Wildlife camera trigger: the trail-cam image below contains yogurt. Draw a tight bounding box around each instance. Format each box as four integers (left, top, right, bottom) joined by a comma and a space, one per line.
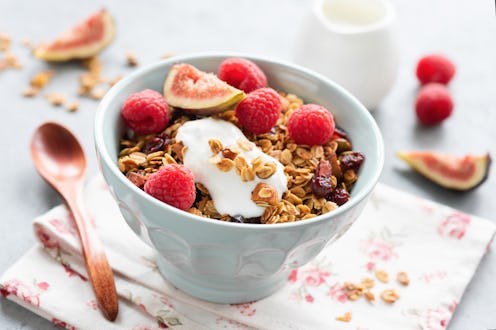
175, 118, 287, 218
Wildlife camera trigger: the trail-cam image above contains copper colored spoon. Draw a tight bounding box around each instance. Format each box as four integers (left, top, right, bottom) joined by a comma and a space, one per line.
30, 122, 118, 321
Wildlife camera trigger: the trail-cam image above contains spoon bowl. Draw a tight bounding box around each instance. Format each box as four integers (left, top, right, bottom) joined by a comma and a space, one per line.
31, 123, 86, 183
31, 122, 118, 321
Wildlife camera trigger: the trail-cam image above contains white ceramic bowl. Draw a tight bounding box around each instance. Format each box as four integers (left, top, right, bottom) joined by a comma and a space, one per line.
94, 53, 384, 303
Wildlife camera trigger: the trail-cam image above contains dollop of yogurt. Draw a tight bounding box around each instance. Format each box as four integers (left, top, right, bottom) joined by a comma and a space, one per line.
175, 117, 287, 218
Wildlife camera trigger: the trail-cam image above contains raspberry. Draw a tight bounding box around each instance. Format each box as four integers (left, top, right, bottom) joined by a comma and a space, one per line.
415, 83, 453, 125
121, 89, 170, 135
416, 54, 456, 85
287, 104, 335, 146
218, 57, 267, 93
235, 88, 282, 134
144, 164, 196, 211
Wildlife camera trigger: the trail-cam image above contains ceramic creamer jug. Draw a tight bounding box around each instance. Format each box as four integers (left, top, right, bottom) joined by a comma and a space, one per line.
294, 0, 399, 110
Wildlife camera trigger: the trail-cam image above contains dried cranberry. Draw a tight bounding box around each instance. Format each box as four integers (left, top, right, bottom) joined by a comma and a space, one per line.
310, 160, 334, 198
311, 176, 333, 198
327, 187, 350, 206
340, 152, 365, 172
144, 133, 170, 154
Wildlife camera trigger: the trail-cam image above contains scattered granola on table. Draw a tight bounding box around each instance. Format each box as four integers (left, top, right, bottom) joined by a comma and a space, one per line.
126, 51, 138, 67
335, 311, 352, 322
0, 33, 11, 52
380, 289, 400, 304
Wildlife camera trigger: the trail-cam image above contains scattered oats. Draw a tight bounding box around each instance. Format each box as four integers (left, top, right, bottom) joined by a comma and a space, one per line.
280, 149, 293, 165
255, 161, 277, 179
343, 282, 356, 291
240, 166, 255, 182
82, 56, 102, 71
79, 57, 104, 98
234, 155, 248, 175
22, 86, 39, 97
237, 138, 253, 151
89, 88, 107, 100
216, 158, 234, 172
361, 277, 375, 289
1, 52, 22, 69
45, 93, 65, 106
364, 290, 375, 302
347, 290, 361, 301
208, 138, 223, 154
397, 272, 410, 286
126, 51, 138, 66
163, 153, 177, 165
0, 33, 11, 52
20, 39, 32, 48
335, 312, 352, 322
295, 147, 312, 160
375, 269, 389, 283
66, 101, 79, 112
380, 289, 400, 304
30, 70, 54, 89
251, 156, 264, 171
161, 52, 174, 59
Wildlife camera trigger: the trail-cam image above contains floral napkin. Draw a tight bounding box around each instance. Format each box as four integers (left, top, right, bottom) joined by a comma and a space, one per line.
1, 175, 495, 330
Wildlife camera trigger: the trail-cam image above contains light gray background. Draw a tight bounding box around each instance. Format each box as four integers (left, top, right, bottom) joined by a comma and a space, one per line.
1, 0, 495, 329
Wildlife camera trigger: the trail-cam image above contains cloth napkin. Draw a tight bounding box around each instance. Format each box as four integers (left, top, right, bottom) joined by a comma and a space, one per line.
1, 176, 495, 330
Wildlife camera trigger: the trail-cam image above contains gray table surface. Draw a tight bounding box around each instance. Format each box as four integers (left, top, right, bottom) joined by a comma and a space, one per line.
1, 0, 495, 329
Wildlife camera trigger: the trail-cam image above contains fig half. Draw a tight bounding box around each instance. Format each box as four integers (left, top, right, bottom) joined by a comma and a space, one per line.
163, 63, 245, 115
397, 151, 491, 191
34, 9, 115, 62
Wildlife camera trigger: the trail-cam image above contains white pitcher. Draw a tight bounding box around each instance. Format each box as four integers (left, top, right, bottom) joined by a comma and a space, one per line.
293, 0, 399, 110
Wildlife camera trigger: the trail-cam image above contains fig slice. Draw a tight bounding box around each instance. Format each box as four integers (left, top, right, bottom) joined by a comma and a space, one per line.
163, 63, 245, 115
34, 9, 115, 62
397, 151, 491, 191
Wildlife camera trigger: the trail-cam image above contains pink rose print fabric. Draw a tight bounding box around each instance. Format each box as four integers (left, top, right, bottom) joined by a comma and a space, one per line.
1, 177, 495, 329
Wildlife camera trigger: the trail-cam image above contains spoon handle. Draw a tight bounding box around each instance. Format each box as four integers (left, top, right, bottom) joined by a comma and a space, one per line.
65, 186, 119, 321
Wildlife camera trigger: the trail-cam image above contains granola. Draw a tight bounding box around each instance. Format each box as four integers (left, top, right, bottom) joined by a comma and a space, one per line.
118, 92, 363, 224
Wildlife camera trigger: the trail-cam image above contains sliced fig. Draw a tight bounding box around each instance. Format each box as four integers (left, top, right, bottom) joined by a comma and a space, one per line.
163, 63, 245, 115
397, 151, 491, 191
34, 9, 115, 62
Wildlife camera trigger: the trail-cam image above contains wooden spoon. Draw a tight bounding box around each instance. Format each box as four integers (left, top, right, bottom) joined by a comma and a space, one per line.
30, 122, 118, 321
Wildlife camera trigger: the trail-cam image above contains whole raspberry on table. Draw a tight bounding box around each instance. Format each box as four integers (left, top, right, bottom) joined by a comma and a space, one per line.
121, 89, 170, 135
416, 54, 456, 85
415, 83, 453, 125
235, 87, 282, 134
144, 164, 196, 211
287, 104, 335, 146
218, 57, 267, 93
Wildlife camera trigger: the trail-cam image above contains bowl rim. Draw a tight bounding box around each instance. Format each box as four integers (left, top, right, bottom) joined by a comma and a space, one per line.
94, 52, 384, 230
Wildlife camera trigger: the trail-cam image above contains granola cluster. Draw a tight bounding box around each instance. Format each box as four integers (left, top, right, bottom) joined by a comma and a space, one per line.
118, 92, 362, 224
